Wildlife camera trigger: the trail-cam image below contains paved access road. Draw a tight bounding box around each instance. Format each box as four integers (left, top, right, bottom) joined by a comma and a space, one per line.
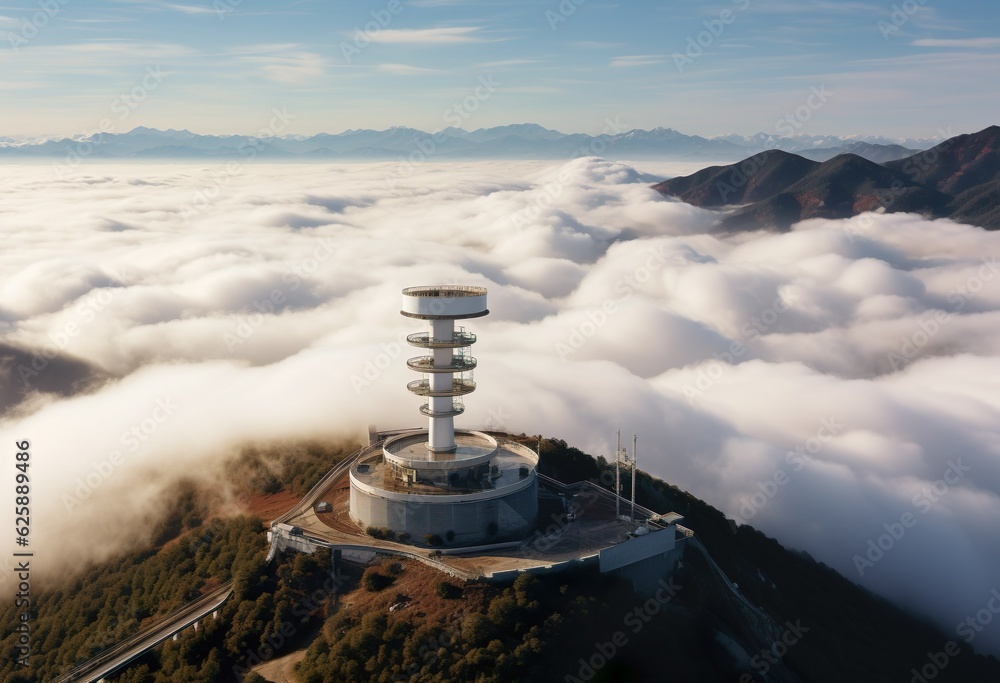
53, 582, 232, 683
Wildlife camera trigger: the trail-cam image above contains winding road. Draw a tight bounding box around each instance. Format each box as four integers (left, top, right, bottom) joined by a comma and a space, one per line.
52, 583, 232, 683
54, 444, 373, 683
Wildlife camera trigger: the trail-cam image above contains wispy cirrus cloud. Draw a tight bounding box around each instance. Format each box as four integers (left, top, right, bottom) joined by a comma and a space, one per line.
107, 0, 217, 13
158, 2, 217, 14
376, 63, 443, 75
610, 54, 665, 68
0, 40, 197, 74
476, 59, 541, 68
210, 43, 300, 56
913, 37, 1000, 48
571, 41, 621, 49
408, 0, 473, 5
368, 26, 487, 44
504, 85, 562, 94
239, 52, 326, 83
754, 0, 881, 13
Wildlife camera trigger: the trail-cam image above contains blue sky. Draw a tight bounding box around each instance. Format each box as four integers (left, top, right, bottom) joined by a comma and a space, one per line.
0, 0, 998, 138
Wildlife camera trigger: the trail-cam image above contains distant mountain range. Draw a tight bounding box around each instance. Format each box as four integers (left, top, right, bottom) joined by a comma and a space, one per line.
653, 125, 1000, 230
0, 123, 939, 162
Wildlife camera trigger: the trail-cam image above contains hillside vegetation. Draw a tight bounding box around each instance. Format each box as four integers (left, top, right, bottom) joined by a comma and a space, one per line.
2, 435, 997, 682
0, 440, 356, 683
516, 434, 1000, 682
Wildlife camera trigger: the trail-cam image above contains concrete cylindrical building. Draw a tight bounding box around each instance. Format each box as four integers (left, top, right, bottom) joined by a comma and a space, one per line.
349, 286, 539, 546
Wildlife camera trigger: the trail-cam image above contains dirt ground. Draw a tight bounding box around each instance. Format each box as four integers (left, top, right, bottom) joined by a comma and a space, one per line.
244, 489, 301, 522
249, 558, 483, 683
252, 648, 308, 683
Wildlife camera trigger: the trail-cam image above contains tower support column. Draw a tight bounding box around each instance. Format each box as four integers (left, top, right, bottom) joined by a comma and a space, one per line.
402, 285, 488, 456
429, 319, 456, 453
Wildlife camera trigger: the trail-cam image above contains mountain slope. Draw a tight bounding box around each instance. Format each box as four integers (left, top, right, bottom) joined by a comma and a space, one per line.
653, 125, 1000, 231
0, 341, 110, 415
949, 180, 1000, 229
518, 435, 1000, 682
652, 150, 820, 207
798, 141, 919, 163
721, 153, 952, 230
886, 125, 1000, 195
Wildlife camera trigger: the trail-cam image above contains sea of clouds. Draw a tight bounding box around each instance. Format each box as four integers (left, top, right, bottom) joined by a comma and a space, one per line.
0, 156, 998, 656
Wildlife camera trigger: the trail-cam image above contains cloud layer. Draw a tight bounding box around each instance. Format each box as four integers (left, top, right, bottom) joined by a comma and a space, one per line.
1, 157, 998, 656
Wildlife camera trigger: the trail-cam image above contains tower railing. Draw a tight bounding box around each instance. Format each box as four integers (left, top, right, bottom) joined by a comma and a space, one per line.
406, 377, 477, 397
406, 327, 476, 348
419, 398, 465, 417
405, 355, 477, 373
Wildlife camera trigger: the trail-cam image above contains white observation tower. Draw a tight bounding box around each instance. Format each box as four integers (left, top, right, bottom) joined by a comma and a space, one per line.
348, 284, 539, 546
401, 285, 488, 454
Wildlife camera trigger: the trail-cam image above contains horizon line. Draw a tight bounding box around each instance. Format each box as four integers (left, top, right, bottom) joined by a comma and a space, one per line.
3, 122, 982, 143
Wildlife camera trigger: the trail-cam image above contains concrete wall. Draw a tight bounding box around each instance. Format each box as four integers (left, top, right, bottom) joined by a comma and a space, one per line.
598, 528, 677, 573
350, 476, 537, 545
483, 553, 601, 582
268, 531, 322, 556
611, 543, 685, 596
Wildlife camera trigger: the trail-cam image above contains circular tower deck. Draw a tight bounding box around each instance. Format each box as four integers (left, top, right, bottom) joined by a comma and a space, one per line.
349, 431, 539, 545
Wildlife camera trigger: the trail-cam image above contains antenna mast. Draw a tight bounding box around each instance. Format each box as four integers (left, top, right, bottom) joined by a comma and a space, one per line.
615, 429, 621, 520
631, 434, 637, 524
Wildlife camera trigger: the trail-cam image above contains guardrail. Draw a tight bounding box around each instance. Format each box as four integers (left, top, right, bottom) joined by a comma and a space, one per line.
537, 472, 661, 521
273, 441, 376, 527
